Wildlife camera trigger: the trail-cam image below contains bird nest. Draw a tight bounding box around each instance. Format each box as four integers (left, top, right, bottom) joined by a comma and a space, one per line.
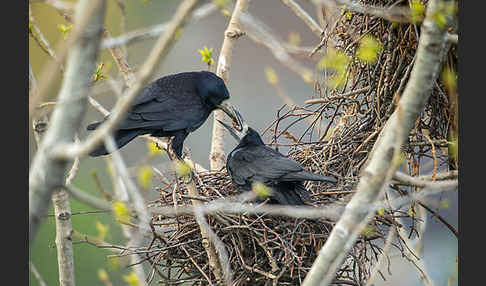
139, 0, 456, 284
146, 169, 390, 286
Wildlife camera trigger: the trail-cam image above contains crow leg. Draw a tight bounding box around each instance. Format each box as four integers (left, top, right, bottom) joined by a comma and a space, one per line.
171, 130, 189, 160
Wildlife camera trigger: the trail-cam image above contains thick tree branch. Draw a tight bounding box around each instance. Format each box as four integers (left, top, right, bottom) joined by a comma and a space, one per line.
29, 0, 106, 242
301, 0, 454, 285
210, 0, 248, 170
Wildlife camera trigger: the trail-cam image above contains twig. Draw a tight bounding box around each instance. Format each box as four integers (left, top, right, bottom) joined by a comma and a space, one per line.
364, 227, 396, 286
65, 185, 112, 210
304, 86, 371, 105
29, 261, 47, 286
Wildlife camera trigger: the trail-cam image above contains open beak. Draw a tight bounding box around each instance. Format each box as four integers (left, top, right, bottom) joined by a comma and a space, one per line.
216, 106, 249, 142
217, 119, 245, 141
216, 101, 239, 123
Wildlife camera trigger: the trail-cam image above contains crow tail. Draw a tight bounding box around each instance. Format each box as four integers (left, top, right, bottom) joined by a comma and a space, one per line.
268, 182, 311, 206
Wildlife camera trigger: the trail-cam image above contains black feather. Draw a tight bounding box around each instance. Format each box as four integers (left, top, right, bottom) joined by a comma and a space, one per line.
86, 71, 231, 158
226, 128, 337, 205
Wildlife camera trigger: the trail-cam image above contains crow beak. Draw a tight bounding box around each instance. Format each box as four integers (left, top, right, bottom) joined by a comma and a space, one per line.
217, 119, 245, 141
216, 106, 249, 142
216, 101, 239, 123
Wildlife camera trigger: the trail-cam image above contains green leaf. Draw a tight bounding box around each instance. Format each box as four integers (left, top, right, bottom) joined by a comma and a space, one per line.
147, 141, 166, 156
174, 160, 192, 178
251, 182, 272, 198
57, 24, 73, 39
112, 201, 131, 223
264, 67, 279, 85
137, 166, 154, 189
356, 35, 383, 64
123, 271, 140, 286
198, 46, 214, 66
409, 0, 425, 23
95, 221, 109, 241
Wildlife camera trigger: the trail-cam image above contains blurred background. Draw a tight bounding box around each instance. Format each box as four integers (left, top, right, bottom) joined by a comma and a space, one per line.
29, 1, 457, 285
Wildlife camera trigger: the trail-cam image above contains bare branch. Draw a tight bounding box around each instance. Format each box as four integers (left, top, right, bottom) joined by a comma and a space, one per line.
65, 185, 112, 210
280, 0, 323, 37
210, 0, 249, 170
101, 3, 218, 50
29, 261, 47, 286
301, 0, 455, 285
392, 171, 458, 188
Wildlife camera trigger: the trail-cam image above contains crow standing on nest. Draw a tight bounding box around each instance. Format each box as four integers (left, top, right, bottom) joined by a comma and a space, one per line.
87, 71, 239, 159
218, 111, 337, 205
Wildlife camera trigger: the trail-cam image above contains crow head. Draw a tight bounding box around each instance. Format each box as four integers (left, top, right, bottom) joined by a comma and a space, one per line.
196, 71, 238, 122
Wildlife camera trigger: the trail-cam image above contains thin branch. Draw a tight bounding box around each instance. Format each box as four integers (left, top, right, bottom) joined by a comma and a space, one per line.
149, 183, 456, 220
210, 0, 249, 170
280, 0, 323, 37
392, 171, 458, 189
104, 135, 150, 285
101, 3, 218, 50
29, 261, 47, 286
65, 185, 112, 210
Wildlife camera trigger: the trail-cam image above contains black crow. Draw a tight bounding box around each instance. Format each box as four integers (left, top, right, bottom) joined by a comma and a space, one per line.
87, 71, 238, 158
218, 111, 337, 205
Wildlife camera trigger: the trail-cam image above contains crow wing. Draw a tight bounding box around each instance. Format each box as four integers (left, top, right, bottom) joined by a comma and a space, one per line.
114, 74, 211, 132
227, 145, 304, 186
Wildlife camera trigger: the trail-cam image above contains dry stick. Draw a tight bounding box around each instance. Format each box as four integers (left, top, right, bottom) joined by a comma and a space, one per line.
280, 0, 323, 37
210, 0, 248, 171
50, 0, 200, 160
301, 0, 454, 285
29, 0, 106, 246
304, 86, 371, 105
